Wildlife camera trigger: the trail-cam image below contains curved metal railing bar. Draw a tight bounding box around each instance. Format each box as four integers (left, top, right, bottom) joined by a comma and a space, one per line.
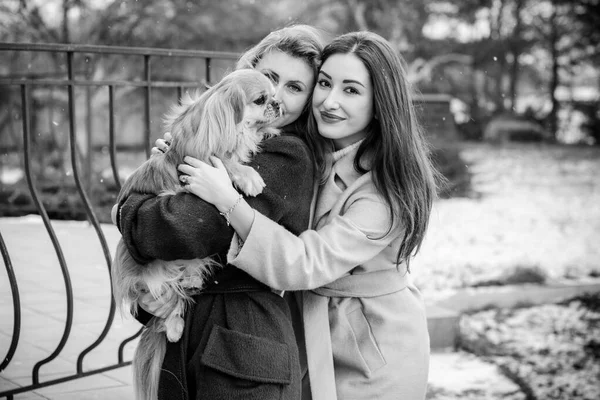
117, 328, 143, 364
106, 81, 145, 363
60, 51, 116, 374
144, 55, 152, 158
0, 229, 20, 372
108, 85, 121, 192
19, 84, 76, 385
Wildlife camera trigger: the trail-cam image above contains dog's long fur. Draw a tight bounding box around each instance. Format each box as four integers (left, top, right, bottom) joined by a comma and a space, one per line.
110, 69, 280, 400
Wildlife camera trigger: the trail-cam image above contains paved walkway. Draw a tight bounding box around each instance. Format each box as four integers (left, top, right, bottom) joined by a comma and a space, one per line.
0, 216, 138, 399
0, 216, 523, 399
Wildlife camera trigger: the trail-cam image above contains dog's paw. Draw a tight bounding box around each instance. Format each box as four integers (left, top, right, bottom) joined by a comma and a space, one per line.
231, 167, 265, 197
260, 127, 280, 140
165, 317, 185, 342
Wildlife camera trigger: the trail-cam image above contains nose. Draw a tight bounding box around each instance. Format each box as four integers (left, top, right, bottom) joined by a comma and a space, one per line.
273, 83, 284, 102
268, 99, 281, 116
322, 89, 340, 110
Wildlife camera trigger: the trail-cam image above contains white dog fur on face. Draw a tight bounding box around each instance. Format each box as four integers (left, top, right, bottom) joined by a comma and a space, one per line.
110, 68, 280, 400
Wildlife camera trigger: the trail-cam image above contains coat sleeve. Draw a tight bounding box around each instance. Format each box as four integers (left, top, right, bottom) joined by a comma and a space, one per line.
117, 134, 314, 264
228, 180, 402, 291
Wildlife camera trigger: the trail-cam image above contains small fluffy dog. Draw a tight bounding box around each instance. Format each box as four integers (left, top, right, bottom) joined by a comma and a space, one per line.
110, 69, 280, 400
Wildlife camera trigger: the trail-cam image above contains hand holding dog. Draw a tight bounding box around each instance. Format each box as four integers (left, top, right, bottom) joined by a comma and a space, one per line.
178, 156, 241, 214
151, 132, 172, 156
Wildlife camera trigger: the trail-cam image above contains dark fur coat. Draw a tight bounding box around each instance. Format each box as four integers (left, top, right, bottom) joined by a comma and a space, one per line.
116, 132, 315, 400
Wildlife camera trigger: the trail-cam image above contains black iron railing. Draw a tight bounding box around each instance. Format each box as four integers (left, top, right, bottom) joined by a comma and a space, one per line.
0, 42, 239, 399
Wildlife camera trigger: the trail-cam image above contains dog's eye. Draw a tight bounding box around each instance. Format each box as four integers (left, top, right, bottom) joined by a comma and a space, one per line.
253, 95, 267, 106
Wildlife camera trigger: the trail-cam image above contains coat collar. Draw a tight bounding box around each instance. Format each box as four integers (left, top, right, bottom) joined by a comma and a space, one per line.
327, 140, 367, 190
314, 140, 367, 228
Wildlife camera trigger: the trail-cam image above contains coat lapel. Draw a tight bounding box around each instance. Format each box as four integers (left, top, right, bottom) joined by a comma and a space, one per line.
313, 142, 364, 229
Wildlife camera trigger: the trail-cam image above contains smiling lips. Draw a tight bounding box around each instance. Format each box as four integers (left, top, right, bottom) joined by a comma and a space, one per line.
319, 110, 345, 123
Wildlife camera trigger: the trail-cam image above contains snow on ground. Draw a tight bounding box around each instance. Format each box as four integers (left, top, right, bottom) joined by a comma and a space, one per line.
412, 142, 600, 293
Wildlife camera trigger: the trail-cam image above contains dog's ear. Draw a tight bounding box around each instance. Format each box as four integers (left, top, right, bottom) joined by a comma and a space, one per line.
195, 83, 246, 154
165, 91, 212, 160
225, 84, 245, 125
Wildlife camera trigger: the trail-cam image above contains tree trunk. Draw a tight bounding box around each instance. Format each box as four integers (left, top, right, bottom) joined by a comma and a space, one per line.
490, 0, 506, 114
548, 1, 560, 141
343, 0, 369, 31
62, 0, 70, 43
509, 0, 524, 111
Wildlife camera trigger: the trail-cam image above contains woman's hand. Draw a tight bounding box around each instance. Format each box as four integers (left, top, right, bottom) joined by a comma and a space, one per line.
150, 132, 172, 156
178, 156, 241, 213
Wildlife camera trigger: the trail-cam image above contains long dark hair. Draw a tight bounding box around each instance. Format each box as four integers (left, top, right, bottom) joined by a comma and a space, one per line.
307, 31, 440, 269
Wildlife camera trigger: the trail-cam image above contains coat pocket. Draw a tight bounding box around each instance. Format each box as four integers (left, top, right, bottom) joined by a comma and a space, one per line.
198, 325, 291, 399
347, 307, 387, 375
201, 324, 292, 384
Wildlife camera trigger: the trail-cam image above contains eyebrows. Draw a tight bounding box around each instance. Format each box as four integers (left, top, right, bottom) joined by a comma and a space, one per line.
318, 70, 366, 88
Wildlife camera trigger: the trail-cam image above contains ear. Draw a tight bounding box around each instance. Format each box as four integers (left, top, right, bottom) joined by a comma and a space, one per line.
226, 84, 246, 125
197, 86, 244, 154
165, 92, 209, 160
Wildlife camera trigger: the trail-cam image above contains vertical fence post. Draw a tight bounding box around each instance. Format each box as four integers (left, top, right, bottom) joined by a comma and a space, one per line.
108, 85, 121, 191
85, 55, 93, 191
205, 57, 211, 84
144, 54, 151, 158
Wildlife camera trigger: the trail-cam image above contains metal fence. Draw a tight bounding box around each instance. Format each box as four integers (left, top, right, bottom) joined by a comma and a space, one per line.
0, 42, 239, 399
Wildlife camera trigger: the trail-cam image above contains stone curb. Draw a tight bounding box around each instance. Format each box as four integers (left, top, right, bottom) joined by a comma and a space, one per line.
425, 278, 600, 349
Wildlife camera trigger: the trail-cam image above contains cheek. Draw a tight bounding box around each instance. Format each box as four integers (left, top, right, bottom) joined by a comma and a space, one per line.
356, 98, 374, 123
285, 93, 310, 117
312, 87, 325, 107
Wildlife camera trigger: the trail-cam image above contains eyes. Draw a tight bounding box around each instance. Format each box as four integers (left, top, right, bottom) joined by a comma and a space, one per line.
288, 84, 302, 93
261, 71, 303, 93
317, 79, 360, 95
254, 94, 267, 105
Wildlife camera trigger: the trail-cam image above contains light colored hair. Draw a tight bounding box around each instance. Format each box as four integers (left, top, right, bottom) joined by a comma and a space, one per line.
236, 24, 326, 136
307, 31, 441, 269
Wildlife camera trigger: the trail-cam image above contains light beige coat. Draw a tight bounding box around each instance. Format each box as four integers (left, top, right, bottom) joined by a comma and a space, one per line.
229, 142, 430, 399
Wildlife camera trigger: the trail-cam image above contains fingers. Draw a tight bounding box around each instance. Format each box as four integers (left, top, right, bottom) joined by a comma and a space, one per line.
178, 157, 214, 177
154, 139, 169, 152
177, 163, 199, 176
151, 147, 163, 156
151, 132, 172, 156
182, 156, 208, 168
209, 156, 225, 170
179, 174, 190, 185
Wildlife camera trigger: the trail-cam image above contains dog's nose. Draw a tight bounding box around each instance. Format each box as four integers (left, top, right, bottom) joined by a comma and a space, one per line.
268, 100, 281, 116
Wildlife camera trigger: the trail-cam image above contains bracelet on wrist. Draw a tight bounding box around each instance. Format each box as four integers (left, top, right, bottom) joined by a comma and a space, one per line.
219, 194, 243, 226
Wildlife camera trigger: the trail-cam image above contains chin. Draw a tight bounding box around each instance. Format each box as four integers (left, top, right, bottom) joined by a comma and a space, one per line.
316, 123, 342, 141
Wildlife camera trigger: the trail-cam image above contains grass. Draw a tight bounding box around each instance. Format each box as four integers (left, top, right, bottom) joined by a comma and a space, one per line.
412, 141, 600, 293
